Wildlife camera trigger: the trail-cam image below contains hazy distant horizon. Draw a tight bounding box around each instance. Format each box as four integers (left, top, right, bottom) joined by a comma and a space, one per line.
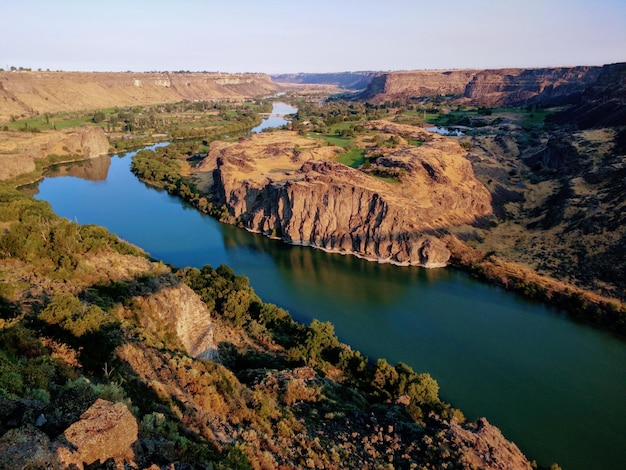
1, 0, 624, 74
3, 62, 622, 75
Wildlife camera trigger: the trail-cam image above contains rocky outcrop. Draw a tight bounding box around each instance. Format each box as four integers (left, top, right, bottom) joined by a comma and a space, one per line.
548, 62, 626, 128
0, 126, 110, 180
56, 399, 138, 469
360, 65, 607, 107
0, 71, 280, 122
361, 70, 479, 102
198, 128, 491, 267
0, 425, 60, 469
431, 417, 533, 470
465, 66, 600, 107
131, 275, 220, 360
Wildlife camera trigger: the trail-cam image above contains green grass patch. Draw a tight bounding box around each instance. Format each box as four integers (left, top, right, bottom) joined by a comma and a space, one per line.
328, 121, 362, 133
337, 148, 365, 168
307, 133, 353, 148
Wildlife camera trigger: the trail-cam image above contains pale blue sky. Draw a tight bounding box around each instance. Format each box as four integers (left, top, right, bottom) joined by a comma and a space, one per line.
1, 0, 624, 73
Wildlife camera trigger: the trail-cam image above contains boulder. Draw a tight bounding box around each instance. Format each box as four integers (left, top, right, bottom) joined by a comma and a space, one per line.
56, 398, 138, 468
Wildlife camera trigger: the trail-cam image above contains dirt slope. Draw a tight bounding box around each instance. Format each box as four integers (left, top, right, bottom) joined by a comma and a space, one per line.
0, 71, 280, 122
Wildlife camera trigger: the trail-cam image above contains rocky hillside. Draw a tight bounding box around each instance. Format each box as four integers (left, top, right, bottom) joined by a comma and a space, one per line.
0, 71, 280, 122
0, 184, 536, 469
196, 125, 491, 268
360, 64, 614, 106
0, 126, 110, 181
549, 62, 626, 128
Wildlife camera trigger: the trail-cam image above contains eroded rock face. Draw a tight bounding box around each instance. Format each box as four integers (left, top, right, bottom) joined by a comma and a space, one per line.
56, 399, 138, 469
464, 66, 600, 107
131, 275, 220, 360
360, 65, 603, 107
199, 128, 491, 267
0, 71, 280, 122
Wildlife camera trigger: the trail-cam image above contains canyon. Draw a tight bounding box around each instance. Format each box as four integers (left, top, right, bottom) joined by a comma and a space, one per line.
196, 125, 491, 268
1, 63, 625, 469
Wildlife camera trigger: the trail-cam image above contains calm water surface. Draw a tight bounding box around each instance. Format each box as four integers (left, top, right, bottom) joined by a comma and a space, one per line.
32, 106, 626, 470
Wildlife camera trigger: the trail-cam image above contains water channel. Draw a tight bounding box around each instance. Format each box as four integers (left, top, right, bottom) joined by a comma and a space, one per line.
32, 104, 626, 470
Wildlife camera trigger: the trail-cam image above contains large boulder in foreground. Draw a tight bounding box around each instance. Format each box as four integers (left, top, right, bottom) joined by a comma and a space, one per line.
56, 398, 138, 469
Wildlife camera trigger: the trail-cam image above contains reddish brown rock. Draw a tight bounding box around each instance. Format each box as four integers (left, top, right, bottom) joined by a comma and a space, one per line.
361, 65, 602, 107
199, 127, 491, 268
436, 417, 533, 470
56, 398, 138, 468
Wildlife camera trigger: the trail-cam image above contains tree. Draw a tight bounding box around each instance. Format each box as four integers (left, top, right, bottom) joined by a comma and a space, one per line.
92, 111, 106, 123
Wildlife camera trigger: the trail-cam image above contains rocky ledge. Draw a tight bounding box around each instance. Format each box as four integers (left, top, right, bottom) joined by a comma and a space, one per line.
197, 126, 491, 267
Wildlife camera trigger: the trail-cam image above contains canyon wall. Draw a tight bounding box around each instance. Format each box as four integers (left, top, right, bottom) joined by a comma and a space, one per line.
465, 66, 600, 106
364, 70, 479, 102
0, 71, 280, 122
0, 126, 110, 180
198, 127, 491, 268
360, 65, 613, 106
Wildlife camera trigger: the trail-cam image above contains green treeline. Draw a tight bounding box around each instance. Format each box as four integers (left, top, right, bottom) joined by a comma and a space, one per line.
130, 141, 230, 221
178, 264, 462, 423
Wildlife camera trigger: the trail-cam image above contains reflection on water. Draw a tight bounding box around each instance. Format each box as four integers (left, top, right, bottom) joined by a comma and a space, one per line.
222, 224, 448, 306
43, 154, 112, 182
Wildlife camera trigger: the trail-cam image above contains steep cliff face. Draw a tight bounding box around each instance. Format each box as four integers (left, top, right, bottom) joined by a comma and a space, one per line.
549, 62, 626, 128
198, 128, 491, 267
0, 71, 280, 122
0, 126, 110, 180
464, 66, 600, 106
360, 65, 606, 106
362, 70, 478, 102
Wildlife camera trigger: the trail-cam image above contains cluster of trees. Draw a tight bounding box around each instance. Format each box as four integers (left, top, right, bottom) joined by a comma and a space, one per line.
130, 142, 230, 221
178, 263, 461, 423
0, 186, 142, 278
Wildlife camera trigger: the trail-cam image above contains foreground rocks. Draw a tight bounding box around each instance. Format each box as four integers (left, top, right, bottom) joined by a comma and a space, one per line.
197, 126, 491, 267
56, 399, 138, 468
0, 399, 137, 469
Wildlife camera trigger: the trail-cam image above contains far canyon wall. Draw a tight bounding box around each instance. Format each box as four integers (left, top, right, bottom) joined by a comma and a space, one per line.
0, 71, 280, 122
360, 64, 624, 107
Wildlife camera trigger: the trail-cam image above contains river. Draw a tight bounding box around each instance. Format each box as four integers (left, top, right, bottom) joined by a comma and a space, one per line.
32, 104, 626, 470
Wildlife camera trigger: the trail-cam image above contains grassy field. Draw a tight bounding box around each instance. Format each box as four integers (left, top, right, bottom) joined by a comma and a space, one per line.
336, 147, 365, 167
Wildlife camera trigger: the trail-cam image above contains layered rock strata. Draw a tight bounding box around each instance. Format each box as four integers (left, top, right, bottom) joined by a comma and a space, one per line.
197, 127, 491, 267
361, 65, 608, 106
0, 71, 280, 122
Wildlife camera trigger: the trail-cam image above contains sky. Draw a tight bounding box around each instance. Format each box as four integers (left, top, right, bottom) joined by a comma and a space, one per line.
1, 0, 625, 73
